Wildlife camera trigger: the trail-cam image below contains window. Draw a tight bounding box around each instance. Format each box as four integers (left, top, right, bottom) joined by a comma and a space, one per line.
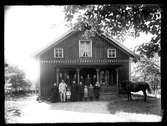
107, 48, 116, 58
54, 48, 64, 58
79, 40, 92, 57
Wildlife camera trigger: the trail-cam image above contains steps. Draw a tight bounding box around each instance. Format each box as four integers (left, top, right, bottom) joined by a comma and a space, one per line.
99, 85, 118, 100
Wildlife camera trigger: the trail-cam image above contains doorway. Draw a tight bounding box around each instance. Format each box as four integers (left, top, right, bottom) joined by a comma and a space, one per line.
80, 68, 96, 79
80, 68, 96, 85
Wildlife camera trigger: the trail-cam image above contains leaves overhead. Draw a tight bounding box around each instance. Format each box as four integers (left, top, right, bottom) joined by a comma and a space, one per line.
64, 4, 161, 58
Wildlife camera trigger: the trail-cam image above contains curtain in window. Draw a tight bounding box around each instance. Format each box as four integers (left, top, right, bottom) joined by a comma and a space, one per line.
80, 41, 91, 57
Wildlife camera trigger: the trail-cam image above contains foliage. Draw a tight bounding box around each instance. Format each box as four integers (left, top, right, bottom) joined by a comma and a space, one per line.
131, 54, 160, 92
5, 63, 32, 94
64, 4, 161, 58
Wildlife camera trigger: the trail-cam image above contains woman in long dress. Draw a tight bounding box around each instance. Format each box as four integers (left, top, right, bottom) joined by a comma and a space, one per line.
88, 84, 94, 101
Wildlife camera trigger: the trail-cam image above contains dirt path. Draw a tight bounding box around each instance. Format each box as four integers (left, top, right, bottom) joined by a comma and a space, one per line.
5, 94, 162, 123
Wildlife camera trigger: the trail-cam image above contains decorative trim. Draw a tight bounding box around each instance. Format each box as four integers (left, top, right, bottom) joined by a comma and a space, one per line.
40, 59, 129, 64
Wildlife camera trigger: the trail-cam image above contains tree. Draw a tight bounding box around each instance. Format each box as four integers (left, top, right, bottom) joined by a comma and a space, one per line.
5, 63, 32, 95
131, 53, 160, 94
64, 4, 161, 58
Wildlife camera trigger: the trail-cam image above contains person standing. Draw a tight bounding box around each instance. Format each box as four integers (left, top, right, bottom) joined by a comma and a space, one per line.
59, 80, 67, 102
50, 82, 59, 102
71, 81, 77, 101
85, 74, 91, 86
65, 74, 71, 88
92, 75, 97, 86
94, 82, 101, 100
88, 84, 94, 101
72, 74, 77, 84
66, 88, 71, 102
83, 85, 88, 101
80, 75, 85, 85
78, 82, 84, 101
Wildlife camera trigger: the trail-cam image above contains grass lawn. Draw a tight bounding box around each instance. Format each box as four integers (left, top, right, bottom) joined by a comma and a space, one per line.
5, 93, 162, 123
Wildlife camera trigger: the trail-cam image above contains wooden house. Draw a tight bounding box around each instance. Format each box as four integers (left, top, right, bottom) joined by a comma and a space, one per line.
35, 29, 135, 100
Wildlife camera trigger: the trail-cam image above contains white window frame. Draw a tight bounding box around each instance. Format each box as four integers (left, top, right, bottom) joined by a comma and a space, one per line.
107, 48, 116, 58
79, 40, 92, 57
54, 48, 64, 58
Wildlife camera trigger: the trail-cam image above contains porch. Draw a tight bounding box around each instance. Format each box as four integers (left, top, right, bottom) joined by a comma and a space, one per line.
39, 62, 129, 99
54, 65, 122, 87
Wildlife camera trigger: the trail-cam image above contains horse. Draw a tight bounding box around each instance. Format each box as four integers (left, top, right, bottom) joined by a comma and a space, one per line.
120, 80, 152, 102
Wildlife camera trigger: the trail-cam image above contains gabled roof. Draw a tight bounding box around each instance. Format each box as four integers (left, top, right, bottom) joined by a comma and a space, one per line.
34, 29, 136, 58
98, 33, 136, 58
34, 29, 77, 58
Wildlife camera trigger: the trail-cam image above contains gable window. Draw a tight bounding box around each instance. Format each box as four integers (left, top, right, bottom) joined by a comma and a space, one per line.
79, 40, 92, 57
54, 48, 64, 58
107, 48, 116, 58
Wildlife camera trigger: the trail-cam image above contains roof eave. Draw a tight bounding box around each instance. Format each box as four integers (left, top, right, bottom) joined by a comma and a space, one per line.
33, 29, 136, 59
33, 29, 76, 59
98, 33, 136, 58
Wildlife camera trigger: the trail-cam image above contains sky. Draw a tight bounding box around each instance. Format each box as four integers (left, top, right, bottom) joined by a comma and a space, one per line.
5, 5, 153, 84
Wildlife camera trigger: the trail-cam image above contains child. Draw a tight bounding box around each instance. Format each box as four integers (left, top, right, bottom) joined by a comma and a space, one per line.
66, 88, 71, 102
84, 85, 88, 101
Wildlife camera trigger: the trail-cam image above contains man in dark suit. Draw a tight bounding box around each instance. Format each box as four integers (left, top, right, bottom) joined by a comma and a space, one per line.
71, 81, 77, 101
78, 82, 84, 101
50, 82, 59, 102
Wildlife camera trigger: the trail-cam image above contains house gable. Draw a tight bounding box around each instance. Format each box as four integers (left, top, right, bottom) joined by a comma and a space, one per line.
36, 30, 135, 61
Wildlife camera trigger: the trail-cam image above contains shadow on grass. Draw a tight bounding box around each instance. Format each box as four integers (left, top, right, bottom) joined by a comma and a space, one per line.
107, 94, 161, 116
48, 101, 107, 113
43, 94, 161, 116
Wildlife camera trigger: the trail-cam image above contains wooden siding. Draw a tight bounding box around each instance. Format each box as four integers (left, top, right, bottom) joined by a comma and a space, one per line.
39, 31, 131, 98
40, 63, 56, 98
40, 31, 129, 61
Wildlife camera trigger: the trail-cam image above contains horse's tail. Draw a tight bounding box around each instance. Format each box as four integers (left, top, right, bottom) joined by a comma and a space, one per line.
146, 83, 152, 94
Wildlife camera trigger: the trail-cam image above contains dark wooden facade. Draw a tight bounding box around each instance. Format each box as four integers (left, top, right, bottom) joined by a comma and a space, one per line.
35, 30, 135, 99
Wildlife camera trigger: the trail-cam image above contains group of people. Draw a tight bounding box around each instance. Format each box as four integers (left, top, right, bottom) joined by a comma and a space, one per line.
50, 79, 101, 103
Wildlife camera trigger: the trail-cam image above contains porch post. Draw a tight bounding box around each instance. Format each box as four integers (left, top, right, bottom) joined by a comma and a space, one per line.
56, 68, 60, 85
96, 68, 100, 83
77, 68, 80, 84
